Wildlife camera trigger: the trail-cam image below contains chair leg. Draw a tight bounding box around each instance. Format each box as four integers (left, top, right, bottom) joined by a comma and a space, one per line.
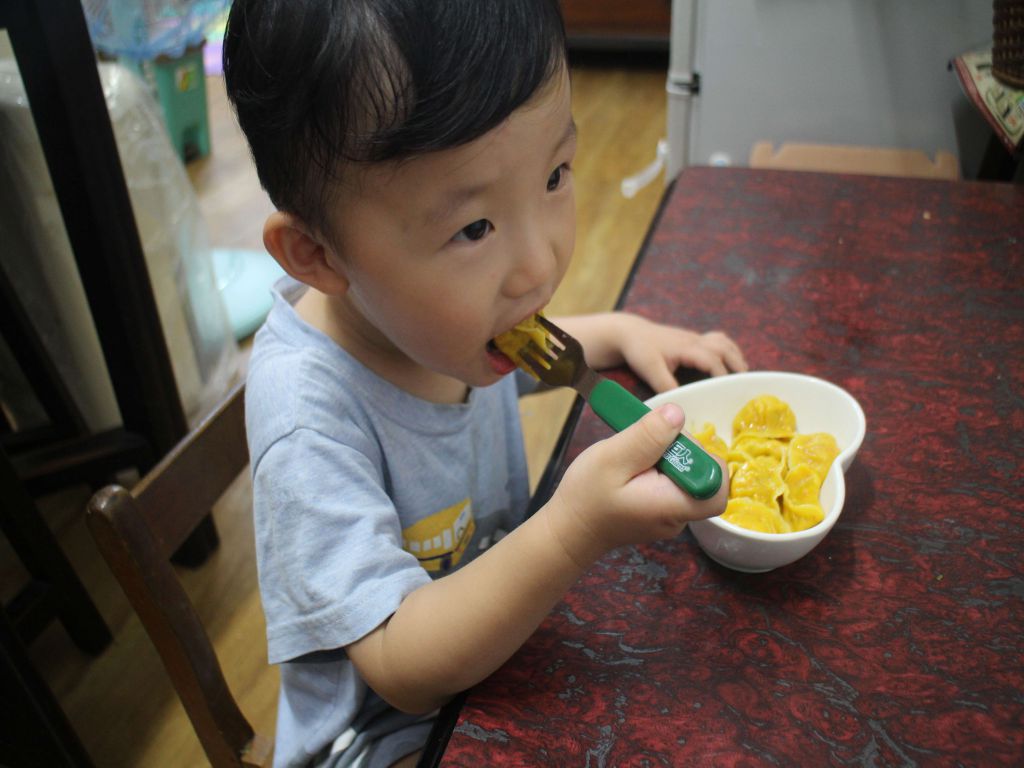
0, 607, 95, 767
0, 447, 111, 655
171, 514, 221, 568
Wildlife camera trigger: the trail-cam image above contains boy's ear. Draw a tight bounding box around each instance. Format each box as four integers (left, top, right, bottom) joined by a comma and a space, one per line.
263, 212, 349, 295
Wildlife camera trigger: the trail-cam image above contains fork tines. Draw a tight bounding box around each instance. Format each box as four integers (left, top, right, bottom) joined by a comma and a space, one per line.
520, 313, 585, 387
535, 316, 585, 364
534, 314, 570, 346
520, 335, 557, 376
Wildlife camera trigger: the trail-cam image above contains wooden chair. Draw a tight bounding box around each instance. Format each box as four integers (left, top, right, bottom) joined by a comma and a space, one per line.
85, 381, 272, 767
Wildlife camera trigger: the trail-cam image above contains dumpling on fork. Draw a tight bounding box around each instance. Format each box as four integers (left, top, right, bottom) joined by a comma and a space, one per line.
492, 313, 552, 379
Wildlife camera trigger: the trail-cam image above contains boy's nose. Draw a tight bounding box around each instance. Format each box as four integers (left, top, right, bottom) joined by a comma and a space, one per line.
503, 237, 559, 299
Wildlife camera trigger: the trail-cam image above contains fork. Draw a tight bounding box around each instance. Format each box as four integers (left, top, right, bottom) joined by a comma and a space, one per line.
518, 315, 723, 499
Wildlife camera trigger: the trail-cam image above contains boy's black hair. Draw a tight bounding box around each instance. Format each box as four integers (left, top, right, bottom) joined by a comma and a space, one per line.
223, 0, 567, 238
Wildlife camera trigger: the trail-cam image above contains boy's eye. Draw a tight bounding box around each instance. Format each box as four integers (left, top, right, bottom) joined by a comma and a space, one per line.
452, 219, 493, 243
547, 163, 570, 192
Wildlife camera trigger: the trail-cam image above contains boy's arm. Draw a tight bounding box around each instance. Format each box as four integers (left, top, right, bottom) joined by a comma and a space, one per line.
550, 312, 748, 393
346, 493, 590, 714
346, 403, 726, 714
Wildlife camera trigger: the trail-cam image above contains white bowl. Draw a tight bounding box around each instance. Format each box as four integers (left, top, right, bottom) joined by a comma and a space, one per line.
646, 371, 866, 573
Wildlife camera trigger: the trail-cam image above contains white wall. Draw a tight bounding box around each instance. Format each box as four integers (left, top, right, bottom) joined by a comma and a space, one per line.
683, 0, 992, 172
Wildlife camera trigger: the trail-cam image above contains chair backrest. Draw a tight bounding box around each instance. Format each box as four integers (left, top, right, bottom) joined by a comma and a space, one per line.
86, 381, 272, 767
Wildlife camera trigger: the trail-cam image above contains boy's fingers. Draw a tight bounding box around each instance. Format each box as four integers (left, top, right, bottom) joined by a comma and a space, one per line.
645, 364, 682, 394
725, 344, 749, 372
624, 347, 675, 394
602, 404, 686, 478
704, 332, 748, 373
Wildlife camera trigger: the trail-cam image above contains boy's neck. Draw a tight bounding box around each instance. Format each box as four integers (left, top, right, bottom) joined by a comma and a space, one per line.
294, 289, 470, 404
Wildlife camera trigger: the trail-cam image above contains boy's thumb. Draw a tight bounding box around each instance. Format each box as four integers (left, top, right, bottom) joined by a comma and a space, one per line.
608, 404, 686, 478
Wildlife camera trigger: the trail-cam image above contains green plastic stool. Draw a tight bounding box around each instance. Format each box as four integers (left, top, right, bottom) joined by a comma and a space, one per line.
130, 44, 211, 162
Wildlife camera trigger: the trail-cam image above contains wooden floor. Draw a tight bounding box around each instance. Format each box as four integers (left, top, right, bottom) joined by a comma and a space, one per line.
22, 55, 669, 766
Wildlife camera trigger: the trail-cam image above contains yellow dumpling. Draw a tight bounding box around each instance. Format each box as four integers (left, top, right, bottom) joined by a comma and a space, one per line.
782, 464, 825, 531
711, 395, 838, 535
693, 422, 729, 460
725, 445, 751, 472
729, 456, 785, 510
788, 433, 840, 479
725, 448, 748, 477
730, 435, 787, 468
732, 395, 797, 440
723, 498, 792, 534
782, 498, 825, 532
493, 313, 550, 378
783, 464, 823, 505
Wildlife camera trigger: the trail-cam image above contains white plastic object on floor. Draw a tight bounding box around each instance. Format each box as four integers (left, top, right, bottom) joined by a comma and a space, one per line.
620, 138, 669, 199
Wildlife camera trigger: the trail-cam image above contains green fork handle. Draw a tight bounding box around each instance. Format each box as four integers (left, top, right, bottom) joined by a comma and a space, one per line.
589, 378, 723, 500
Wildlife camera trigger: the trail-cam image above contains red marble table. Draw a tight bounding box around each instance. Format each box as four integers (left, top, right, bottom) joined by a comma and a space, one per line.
426, 168, 1024, 766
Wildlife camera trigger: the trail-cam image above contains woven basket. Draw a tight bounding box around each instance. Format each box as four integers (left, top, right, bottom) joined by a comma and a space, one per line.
993, 0, 1024, 88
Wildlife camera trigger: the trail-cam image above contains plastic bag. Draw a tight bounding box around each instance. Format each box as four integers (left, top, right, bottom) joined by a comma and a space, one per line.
0, 59, 238, 429
82, 0, 229, 60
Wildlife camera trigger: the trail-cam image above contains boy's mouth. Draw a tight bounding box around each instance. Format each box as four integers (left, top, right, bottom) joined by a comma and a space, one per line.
487, 311, 548, 376
486, 339, 517, 374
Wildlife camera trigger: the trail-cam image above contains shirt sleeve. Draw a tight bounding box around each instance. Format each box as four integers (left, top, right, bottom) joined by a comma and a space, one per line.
252, 427, 432, 664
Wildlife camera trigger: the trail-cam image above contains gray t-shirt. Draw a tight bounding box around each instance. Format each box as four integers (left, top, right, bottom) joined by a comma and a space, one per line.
245, 282, 533, 767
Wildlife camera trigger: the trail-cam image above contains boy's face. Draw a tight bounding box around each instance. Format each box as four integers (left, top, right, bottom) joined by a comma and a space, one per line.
323, 67, 576, 392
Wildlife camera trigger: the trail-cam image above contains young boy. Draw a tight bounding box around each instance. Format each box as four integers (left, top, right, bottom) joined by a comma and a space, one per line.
224, 1, 747, 765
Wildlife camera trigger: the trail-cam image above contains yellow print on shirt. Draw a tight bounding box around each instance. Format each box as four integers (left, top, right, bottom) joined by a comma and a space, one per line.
402, 498, 476, 573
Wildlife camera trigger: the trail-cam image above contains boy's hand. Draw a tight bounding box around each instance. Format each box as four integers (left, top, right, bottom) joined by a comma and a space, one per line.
552, 313, 748, 395
544, 403, 728, 568
618, 316, 748, 393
